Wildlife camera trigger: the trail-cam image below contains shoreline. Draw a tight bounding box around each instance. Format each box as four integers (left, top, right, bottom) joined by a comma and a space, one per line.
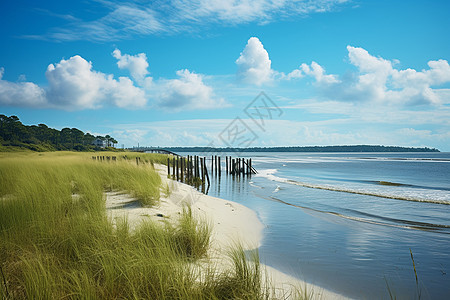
106, 164, 349, 299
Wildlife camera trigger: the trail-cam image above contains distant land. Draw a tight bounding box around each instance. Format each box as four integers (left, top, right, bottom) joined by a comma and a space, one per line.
160, 145, 440, 153
0, 115, 117, 152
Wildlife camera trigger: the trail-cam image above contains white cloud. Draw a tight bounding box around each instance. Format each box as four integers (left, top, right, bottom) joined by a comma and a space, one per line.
298, 46, 450, 105
0, 55, 146, 110
1, 51, 228, 111
45, 55, 146, 109
158, 69, 228, 110
300, 62, 339, 84
0, 68, 47, 107
285, 69, 304, 80
32, 0, 350, 42
112, 48, 150, 84
236, 37, 273, 86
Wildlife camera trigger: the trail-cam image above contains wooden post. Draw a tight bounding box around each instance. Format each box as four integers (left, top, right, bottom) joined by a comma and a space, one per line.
188, 156, 191, 183
211, 155, 214, 173
215, 156, 218, 175
238, 158, 242, 176
240, 158, 243, 175
249, 158, 252, 174
247, 159, 250, 174
226, 156, 228, 173
167, 158, 170, 177
136, 157, 139, 165
200, 157, 205, 184
196, 156, 200, 178
231, 159, 235, 175
218, 156, 221, 175
204, 161, 210, 186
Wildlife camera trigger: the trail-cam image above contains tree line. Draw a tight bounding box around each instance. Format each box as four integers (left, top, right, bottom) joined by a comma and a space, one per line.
0, 115, 118, 151
164, 145, 439, 153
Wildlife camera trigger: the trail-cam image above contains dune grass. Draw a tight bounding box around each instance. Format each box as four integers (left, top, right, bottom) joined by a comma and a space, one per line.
0, 151, 274, 299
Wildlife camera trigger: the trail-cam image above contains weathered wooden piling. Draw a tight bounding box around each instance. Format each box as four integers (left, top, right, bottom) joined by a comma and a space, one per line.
167, 158, 170, 177
218, 156, 221, 175
196, 156, 200, 179
200, 157, 205, 183
204, 160, 210, 186
215, 156, 218, 175
231, 158, 235, 175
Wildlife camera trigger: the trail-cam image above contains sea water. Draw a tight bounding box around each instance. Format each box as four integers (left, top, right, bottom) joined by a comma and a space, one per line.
186, 152, 450, 299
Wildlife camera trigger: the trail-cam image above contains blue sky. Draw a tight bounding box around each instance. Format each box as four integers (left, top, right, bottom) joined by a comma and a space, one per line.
1, 0, 449, 150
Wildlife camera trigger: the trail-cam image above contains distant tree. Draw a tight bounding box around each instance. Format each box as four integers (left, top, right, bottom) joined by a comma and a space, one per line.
105, 135, 111, 147
0, 115, 119, 151
83, 133, 96, 145
71, 128, 84, 145
111, 138, 118, 147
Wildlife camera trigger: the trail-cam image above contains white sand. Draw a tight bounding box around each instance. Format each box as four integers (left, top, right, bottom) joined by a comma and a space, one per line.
106, 164, 350, 299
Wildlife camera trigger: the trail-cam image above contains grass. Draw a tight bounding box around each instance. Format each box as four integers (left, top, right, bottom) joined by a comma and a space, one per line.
0, 151, 280, 299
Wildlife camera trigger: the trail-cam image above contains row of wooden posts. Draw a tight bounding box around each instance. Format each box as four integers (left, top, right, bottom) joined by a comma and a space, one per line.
167, 155, 210, 187
92, 155, 142, 164
92, 155, 117, 161
223, 156, 257, 175
167, 155, 257, 186
92, 154, 257, 191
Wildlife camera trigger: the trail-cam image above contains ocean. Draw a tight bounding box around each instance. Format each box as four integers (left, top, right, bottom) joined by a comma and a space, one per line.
185, 152, 450, 299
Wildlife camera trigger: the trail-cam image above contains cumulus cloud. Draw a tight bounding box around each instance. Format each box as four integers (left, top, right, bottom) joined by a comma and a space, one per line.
0, 55, 147, 110
297, 46, 450, 105
299, 62, 339, 84
112, 49, 150, 84
46, 55, 146, 109
0, 51, 227, 111
0, 68, 47, 107
236, 37, 273, 85
158, 69, 228, 110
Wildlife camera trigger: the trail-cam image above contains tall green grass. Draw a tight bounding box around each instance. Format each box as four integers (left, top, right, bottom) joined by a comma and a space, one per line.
0, 152, 275, 299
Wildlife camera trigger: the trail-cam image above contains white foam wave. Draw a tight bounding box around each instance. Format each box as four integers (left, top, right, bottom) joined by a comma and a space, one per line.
256, 169, 450, 205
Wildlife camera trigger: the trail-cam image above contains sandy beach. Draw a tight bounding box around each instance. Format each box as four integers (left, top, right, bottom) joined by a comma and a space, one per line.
106, 164, 349, 299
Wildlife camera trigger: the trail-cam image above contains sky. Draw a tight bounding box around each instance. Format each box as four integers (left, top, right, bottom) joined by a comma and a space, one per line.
1, 0, 449, 150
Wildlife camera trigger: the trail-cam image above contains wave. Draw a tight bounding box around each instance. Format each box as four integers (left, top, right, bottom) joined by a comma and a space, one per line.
357, 157, 450, 162
256, 169, 450, 205
318, 177, 450, 192
259, 194, 450, 233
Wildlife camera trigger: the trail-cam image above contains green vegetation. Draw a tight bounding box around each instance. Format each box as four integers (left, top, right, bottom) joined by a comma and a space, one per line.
0, 114, 118, 151
0, 152, 277, 299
